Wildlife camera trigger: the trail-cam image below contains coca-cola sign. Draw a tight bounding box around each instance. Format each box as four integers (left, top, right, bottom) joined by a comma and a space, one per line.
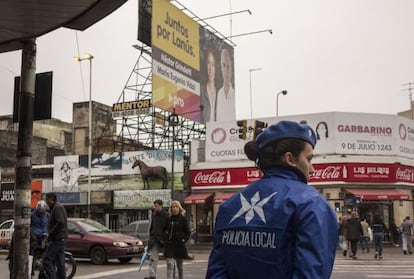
311, 166, 343, 180
194, 171, 227, 184
396, 167, 414, 182
310, 163, 397, 183
190, 167, 263, 188
192, 163, 414, 188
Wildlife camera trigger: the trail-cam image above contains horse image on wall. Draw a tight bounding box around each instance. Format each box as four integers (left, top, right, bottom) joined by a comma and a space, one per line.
132, 159, 168, 189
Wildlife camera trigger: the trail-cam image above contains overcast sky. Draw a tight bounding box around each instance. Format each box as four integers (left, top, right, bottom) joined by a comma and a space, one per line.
1, 0, 413, 123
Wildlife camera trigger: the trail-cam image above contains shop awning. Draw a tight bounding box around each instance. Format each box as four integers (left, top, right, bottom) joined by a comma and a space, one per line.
214, 192, 236, 204
183, 193, 213, 205
346, 189, 409, 200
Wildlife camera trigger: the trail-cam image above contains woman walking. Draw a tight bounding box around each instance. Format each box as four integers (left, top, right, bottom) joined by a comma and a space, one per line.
164, 200, 190, 279
371, 214, 387, 259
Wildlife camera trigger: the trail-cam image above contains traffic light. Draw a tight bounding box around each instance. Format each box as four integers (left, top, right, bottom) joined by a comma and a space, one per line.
254, 120, 268, 140
237, 120, 247, 140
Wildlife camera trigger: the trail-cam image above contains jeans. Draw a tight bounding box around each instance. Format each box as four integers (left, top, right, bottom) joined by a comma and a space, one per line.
43, 239, 66, 279
359, 236, 370, 252
374, 232, 383, 255
402, 234, 413, 253
148, 242, 160, 277
167, 258, 183, 279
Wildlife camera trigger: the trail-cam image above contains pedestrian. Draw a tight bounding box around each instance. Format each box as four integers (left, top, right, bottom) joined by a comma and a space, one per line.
206, 120, 338, 279
360, 218, 370, 253
371, 214, 387, 259
345, 211, 363, 259
389, 219, 400, 246
145, 199, 169, 279
164, 200, 190, 279
339, 209, 352, 257
31, 200, 49, 252
401, 216, 413, 255
43, 192, 68, 279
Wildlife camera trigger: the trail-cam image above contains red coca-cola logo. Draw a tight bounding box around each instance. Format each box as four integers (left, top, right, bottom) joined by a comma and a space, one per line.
194, 171, 226, 184
396, 168, 412, 181
311, 166, 341, 179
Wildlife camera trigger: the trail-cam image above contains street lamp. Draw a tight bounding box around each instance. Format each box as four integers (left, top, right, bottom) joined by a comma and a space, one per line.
276, 90, 288, 117
249, 68, 262, 119
73, 53, 94, 218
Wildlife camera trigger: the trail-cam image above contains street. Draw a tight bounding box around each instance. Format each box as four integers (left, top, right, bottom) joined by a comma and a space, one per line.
0, 246, 413, 278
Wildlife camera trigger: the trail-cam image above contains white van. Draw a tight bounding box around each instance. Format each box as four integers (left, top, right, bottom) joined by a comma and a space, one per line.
125, 220, 150, 244
0, 219, 14, 249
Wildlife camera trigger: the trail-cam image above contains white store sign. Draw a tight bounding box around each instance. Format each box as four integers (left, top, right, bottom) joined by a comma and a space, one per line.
205, 112, 414, 162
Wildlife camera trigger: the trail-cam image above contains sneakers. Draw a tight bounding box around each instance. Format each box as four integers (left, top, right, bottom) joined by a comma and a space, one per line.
375, 252, 378, 259
404, 250, 407, 255
343, 250, 347, 257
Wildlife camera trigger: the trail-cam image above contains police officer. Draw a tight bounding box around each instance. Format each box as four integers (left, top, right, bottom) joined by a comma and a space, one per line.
206, 120, 338, 279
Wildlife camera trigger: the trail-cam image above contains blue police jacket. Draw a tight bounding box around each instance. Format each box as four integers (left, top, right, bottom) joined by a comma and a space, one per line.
206, 168, 338, 279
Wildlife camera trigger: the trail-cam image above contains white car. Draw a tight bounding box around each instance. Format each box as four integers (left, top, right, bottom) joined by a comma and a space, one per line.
0, 219, 14, 249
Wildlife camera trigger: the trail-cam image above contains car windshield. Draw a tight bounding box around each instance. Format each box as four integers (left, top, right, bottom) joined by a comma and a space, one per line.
77, 219, 112, 233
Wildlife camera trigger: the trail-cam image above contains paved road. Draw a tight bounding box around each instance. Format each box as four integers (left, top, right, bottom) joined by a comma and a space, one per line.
1, 246, 413, 278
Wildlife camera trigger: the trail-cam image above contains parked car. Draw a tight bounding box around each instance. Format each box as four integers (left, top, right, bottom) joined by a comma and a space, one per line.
0, 219, 14, 249
124, 220, 150, 244
66, 218, 144, 264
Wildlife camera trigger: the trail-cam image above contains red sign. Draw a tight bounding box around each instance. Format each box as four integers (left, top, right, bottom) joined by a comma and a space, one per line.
191, 162, 414, 189
190, 167, 263, 187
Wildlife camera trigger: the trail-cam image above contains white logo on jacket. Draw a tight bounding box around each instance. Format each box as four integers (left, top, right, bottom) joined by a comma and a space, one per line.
229, 191, 277, 224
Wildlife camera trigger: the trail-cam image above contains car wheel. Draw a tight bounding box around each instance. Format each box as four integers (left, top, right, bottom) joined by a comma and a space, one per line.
90, 246, 107, 265
118, 257, 133, 263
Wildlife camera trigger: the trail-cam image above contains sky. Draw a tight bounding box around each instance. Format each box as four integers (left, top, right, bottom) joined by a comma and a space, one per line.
1, 0, 414, 123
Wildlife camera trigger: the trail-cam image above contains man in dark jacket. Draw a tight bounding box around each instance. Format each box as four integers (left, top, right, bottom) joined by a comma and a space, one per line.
44, 192, 68, 279
146, 199, 169, 279
345, 211, 363, 259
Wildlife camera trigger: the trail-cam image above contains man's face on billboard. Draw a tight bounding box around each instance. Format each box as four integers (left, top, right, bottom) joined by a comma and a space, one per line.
221, 49, 232, 86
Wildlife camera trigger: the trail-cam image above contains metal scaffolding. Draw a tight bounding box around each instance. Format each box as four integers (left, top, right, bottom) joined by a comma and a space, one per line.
113, 43, 206, 156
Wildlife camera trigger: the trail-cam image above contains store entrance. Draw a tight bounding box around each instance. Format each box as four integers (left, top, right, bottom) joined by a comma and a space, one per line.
358, 201, 392, 230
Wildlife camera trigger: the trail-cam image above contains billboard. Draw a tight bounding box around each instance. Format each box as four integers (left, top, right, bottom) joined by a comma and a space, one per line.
53, 150, 184, 192
205, 112, 414, 162
151, 0, 235, 123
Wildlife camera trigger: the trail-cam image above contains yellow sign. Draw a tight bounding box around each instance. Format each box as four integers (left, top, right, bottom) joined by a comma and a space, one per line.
112, 99, 152, 118
152, 0, 200, 70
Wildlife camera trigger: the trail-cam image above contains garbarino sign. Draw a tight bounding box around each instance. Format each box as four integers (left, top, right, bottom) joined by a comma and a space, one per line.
206, 112, 414, 162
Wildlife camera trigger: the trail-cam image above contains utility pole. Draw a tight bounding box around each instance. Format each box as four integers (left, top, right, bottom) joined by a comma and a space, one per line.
14, 38, 36, 279
401, 82, 414, 119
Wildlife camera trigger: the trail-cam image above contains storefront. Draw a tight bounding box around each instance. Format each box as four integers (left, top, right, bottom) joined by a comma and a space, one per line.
187, 160, 414, 242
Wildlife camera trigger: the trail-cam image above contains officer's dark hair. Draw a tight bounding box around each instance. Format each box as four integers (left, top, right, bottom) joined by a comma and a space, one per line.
154, 199, 163, 206
244, 138, 307, 170
45, 192, 57, 201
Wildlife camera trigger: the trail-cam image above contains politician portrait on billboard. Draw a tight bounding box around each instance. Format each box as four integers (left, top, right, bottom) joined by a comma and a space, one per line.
199, 27, 236, 123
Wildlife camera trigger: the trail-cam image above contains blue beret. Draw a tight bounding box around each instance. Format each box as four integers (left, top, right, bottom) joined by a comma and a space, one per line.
256, 120, 317, 150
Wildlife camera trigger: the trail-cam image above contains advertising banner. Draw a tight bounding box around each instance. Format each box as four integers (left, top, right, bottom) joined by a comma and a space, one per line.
151, 0, 236, 123
114, 189, 171, 208
206, 112, 414, 161
0, 183, 14, 209
190, 167, 262, 190
152, 0, 201, 121
396, 116, 414, 159
53, 150, 184, 192
190, 162, 414, 189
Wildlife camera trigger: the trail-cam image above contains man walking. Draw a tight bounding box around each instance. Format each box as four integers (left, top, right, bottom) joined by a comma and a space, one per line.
146, 199, 169, 279
401, 216, 413, 255
43, 192, 68, 279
